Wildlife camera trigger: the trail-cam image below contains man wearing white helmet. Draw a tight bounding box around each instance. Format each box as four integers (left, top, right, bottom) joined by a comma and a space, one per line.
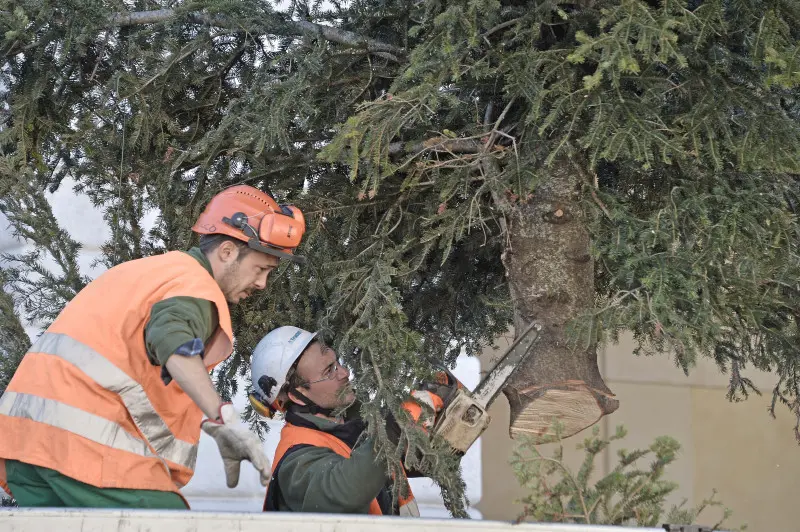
249, 326, 446, 516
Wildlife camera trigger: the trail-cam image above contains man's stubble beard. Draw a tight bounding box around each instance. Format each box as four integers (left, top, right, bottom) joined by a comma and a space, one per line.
336, 382, 356, 409
218, 259, 242, 303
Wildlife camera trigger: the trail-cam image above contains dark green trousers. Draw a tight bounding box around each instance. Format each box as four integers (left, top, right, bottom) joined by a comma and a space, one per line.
5, 460, 187, 509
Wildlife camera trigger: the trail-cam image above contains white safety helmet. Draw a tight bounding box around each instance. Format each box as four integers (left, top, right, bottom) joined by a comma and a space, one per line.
248, 326, 317, 418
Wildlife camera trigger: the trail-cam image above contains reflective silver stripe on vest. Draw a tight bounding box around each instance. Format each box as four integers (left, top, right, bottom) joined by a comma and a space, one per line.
399, 497, 420, 518
0, 391, 156, 459
28, 332, 197, 471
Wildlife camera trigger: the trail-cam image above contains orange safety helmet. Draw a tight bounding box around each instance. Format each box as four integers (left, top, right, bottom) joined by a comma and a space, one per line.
192, 185, 306, 264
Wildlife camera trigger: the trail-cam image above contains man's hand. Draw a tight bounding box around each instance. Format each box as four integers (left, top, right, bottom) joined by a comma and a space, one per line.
404, 390, 444, 429
385, 371, 462, 446
201, 403, 271, 488
409, 370, 462, 426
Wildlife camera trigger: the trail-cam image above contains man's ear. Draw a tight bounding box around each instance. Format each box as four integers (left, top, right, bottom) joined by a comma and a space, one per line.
287, 390, 306, 406
216, 240, 240, 264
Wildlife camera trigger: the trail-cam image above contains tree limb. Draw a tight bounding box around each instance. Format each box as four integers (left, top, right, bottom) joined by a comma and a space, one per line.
109, 9, 175, 26
108, 9, 404, 59
388, 137, 482, 156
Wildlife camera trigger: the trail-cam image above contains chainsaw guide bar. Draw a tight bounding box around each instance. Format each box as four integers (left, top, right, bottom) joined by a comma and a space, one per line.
432, 321, 541, 454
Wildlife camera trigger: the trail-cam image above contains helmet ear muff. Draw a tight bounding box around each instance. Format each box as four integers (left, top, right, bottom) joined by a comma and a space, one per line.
248, 392, 278, 419
285, 205, 305, 228
256, 210, 305, 250
258, 375, 279, 398
224, 209, 304, 251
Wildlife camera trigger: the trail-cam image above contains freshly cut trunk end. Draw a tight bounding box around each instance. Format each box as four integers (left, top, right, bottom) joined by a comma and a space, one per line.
505, 382, 619, 443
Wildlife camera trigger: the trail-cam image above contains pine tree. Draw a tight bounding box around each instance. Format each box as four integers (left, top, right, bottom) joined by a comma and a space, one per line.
511, 425, 744, 530
0, 0, 798, 516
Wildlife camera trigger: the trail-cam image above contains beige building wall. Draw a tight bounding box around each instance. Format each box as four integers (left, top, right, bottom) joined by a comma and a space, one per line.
476, 332, 800, 532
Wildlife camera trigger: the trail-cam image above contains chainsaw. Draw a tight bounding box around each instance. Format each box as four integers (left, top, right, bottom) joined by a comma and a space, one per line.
427, 321, 541, 454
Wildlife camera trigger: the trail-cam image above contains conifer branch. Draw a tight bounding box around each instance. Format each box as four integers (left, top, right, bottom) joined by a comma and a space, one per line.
107, 9, 404, 59
388, 137, 481, 156
108, 9, 174, 26
0, 276, 29, 392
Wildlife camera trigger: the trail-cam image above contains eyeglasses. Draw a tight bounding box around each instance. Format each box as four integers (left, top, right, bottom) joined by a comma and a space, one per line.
305, 348, 345, 385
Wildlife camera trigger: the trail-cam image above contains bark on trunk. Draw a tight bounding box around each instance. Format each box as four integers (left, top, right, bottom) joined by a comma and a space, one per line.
500, 158, 618, 442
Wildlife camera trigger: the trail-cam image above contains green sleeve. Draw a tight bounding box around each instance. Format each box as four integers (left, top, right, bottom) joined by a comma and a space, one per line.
144, 296, 217, 366
276, 439, 390, 513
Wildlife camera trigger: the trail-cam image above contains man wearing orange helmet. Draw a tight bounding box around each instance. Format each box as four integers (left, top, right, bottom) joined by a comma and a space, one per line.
0, 185, 306, 509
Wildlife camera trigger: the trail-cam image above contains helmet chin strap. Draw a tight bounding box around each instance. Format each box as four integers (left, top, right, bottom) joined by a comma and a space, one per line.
289, 388, 337, 417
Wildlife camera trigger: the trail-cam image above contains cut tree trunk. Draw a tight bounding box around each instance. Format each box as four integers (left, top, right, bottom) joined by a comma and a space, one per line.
500, 158, 618, 442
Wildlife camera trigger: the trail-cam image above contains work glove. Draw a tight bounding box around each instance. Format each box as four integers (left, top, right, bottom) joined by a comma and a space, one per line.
385, 390, 445, 445
384, 390, 447, 478
402, 390, 445, 430
201, 403, 271, 488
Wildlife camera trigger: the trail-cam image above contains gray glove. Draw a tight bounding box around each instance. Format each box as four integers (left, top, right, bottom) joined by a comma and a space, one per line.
201, 403, 271, 488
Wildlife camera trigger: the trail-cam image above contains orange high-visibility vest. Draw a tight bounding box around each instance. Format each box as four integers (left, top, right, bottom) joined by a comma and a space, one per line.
264, 423, 419, 516
0, 459, 8, 498
0, 251, 233, 499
